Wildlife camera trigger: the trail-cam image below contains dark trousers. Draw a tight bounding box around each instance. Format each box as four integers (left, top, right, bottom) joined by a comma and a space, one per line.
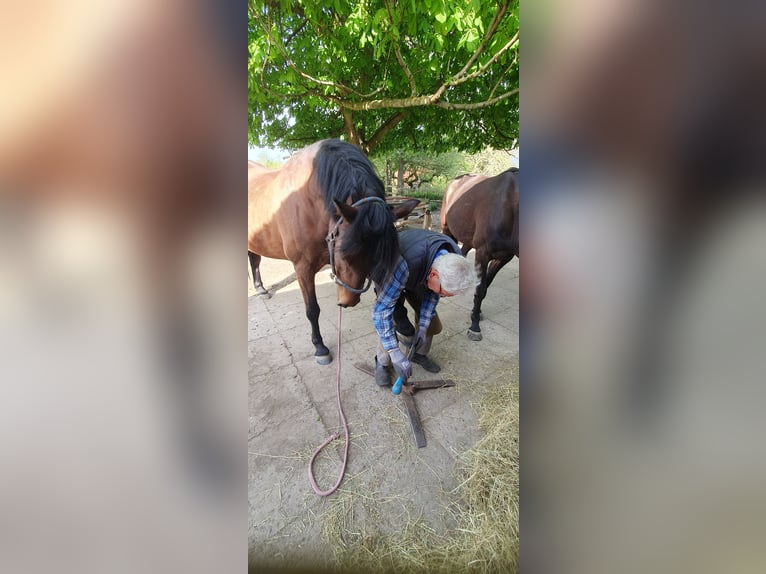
394, 285, 443, 339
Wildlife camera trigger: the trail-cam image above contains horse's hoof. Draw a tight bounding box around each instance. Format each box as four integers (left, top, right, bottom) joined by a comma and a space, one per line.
467, 329, 483, 341
255, 289, 271, 299
315, 353, 333, 365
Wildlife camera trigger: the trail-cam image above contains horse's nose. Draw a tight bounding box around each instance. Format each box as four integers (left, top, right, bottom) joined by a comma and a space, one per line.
336, 286, 361, 308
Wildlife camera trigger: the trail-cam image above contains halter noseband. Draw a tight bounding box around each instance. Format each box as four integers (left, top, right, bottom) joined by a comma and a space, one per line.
325, 196, 387, 294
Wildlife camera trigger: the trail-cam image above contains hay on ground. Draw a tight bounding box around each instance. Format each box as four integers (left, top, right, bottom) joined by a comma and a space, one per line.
321, 373, 519, 574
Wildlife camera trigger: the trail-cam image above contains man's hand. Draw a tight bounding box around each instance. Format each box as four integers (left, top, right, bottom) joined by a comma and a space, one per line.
414, 326, 428, 354
389, 348, 412, 380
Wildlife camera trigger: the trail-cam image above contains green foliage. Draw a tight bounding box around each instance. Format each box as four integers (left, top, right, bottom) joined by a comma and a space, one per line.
371, 149, 466, 186
369, 147, 516, 202
464, 147, 517, 175
249, 0, 519, 155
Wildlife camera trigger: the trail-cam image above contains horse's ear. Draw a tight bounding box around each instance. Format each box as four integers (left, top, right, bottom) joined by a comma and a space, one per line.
334, 199, 358, 222
391, 198, 420, 221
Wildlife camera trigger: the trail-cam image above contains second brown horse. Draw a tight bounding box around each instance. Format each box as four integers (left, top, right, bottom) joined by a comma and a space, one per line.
441, 167, 519, 341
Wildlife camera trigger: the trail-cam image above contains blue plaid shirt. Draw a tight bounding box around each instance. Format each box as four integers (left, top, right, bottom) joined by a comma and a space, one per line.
372, 250, 446, 352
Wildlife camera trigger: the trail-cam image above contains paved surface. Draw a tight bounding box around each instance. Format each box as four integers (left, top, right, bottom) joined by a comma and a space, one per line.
248, 226, 518, 570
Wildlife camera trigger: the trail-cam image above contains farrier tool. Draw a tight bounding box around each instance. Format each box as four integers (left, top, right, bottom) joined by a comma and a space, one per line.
353, 361, 455, 448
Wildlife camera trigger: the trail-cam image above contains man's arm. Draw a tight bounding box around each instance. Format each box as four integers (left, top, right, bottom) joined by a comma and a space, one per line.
372, 257, 409, 352
418, 289, 439, 331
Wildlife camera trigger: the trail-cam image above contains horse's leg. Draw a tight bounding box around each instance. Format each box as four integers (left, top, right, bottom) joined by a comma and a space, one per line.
248, 251, 270, 298
485, 255, 513, 289
460, 243, 472, 257
468, 251, 490, 341
295, 262, 332, 365
474, 255, 514, 322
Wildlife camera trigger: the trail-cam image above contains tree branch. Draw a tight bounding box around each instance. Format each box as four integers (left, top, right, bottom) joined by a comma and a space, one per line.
383, 0, 417, 96
435, 88, 518, 110
395, 47, 418, 96
365, 111, 409, 154
284, 20, 308, 47
448, 1, 511, 86
488, 55, 518, 100
342, 109, 362, 146
446, 30, 519, 88
328, 95, 430, 111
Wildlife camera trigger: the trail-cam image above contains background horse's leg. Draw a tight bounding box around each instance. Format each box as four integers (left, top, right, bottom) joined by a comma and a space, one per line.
295, 263, 332, 365
468, 255, 514, 339
468, 251, 491, 341
460, 243, 472, 256
248, 251, 270, 298
485, 256, 513, 289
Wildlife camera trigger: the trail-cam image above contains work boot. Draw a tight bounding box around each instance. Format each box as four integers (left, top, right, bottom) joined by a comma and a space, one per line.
374, 356, 392, 386
412, 353, 441, 373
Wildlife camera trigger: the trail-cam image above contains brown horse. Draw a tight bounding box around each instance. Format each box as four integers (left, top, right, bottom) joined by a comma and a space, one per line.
442, 167, 519, 341
248, 139, 417, 364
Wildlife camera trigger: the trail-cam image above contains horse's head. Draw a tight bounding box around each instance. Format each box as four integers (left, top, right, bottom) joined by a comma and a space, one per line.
328, 197, 419, 307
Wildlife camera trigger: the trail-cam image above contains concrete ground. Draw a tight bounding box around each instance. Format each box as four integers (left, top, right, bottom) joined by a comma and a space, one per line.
248, 227, 518, 570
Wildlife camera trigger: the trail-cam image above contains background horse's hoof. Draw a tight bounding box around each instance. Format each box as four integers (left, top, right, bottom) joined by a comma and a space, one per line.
255, 289, 271, 299
316, 353, 333, 365
467, 329, 483, 341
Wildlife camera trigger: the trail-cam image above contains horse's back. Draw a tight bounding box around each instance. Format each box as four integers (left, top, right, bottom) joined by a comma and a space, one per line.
442, 174, 486, 233
446, 168, 518, 257
247, 147, 327, 261
443, 174, 488, 244
248, 160, 273, 176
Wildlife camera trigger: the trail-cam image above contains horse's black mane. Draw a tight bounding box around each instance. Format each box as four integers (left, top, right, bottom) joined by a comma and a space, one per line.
314, 139, 399, 284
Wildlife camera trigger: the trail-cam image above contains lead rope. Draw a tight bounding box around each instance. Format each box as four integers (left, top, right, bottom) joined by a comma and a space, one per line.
308, 306, 350, 496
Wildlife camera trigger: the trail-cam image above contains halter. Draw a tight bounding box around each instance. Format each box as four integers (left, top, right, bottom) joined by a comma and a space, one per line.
325, 196, 387, 294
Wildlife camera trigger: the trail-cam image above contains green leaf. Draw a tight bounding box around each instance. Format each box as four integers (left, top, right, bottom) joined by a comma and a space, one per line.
435, 12, 447, 24
373, 8, 387, 28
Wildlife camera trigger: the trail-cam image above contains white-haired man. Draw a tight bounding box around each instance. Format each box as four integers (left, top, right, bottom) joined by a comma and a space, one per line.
372, 228, 477, 386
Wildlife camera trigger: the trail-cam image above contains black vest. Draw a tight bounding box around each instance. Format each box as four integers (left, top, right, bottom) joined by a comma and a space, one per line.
398, 229, 460, 290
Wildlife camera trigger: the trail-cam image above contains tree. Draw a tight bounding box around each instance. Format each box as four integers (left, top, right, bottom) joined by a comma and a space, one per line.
248, 0, 519, 155
370, 149, 466, 194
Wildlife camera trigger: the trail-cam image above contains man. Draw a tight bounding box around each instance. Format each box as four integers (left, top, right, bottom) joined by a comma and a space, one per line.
372, 228, 478, 386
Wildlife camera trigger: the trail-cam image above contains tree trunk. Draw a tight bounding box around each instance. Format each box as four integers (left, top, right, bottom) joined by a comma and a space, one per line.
397, 156, 404, 195
385, 159, 392, 195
